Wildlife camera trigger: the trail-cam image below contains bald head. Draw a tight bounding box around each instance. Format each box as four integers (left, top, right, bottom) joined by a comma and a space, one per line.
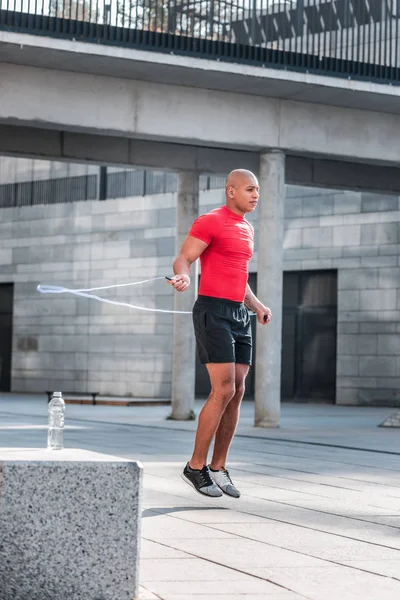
225, 169, 259, 216
225, 169, 258, 192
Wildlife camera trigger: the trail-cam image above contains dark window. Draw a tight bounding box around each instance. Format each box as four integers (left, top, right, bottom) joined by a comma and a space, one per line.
281, 270, 338, 402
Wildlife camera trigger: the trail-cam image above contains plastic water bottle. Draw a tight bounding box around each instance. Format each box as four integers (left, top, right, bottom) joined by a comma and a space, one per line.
47, 391, 65, 450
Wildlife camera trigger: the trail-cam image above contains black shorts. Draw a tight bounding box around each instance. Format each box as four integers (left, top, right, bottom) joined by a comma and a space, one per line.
192, 295, 252, 365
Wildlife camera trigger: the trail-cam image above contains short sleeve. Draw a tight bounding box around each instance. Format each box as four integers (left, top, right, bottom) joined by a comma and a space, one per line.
189, 213, 217, 246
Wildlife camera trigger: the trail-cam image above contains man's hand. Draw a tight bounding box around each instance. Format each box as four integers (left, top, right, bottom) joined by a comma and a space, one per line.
167, 274, 190, 292
256, 305, 272, 325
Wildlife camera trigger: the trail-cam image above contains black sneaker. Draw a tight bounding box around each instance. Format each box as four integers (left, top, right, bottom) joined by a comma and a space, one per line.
181, 463, 223, 497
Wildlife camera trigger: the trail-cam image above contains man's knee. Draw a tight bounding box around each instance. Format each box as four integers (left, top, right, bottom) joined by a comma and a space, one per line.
212, 381, 236, 404
235, 382, 245, 399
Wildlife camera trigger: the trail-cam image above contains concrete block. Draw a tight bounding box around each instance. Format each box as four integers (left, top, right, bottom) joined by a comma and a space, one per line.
52, 244, 75, 262
74, 215, 92, 232
284, 217, 319, 230
304, 194, 334, 216
0, 221, 12, 238
361, 193, 399, 213
319, 215, 345, 227
284, 198, 303, 219
335, 258, 361, 268
338, 268, 378, 290
318, 248, 343, 259
102, 242, 131, 260
333, 225, 361, 247
358, 335, 378, 355
361, 223, 398, 246
360, 256, 397, 267
157, 208, 176, 228
283, 260, 303, 270
337, 334, 358, 355
144, 227, 175, 240
337, 323, 359, 333
284, 249, 319, 261
378, 334, 400, 355
342, 213, 380, 226
150, 194, 177, 210
74, 202, 94, 217
379, 243, 400, 256
301, 259, 333, 270
13, 246, 52, 264
360, 289, 397, 311
302, 227, 333, 248
156, 236, 175, 256
375, 377, 400, 389
359, 357, 396, 377
340, 376, 377, 388
0, 448, 142, 600
378, 267, 400, 289
379, 210, 400, 223
360, 322, 397, 334
336, 356, 359, 376
356, 388, 400, 406
283, 228, 302, 249
0, 265, 13, 276
333, 192, 361, 214
339, 291, 360, 311
91, 198, 119, 214
130, 240, 157, 258
342, 247, 378, 258
336, 387, 360, 405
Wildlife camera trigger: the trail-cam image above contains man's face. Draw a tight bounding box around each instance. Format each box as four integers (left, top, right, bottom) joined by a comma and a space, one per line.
229, 175, 259, 214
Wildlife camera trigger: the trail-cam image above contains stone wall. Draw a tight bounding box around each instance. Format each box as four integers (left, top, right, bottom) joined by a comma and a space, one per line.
0, 185, 399, 404
1, 193, 179, 397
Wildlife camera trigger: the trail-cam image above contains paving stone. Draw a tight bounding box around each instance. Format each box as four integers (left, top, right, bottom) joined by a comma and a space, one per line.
249, 566, 400, 600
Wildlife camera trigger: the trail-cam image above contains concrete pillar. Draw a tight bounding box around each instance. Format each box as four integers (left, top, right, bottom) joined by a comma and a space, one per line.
170, 171, 199, 420
255, 151, 285, 427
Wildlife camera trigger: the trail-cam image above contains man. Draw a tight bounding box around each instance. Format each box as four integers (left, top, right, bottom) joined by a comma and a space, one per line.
168, 169, 272, 498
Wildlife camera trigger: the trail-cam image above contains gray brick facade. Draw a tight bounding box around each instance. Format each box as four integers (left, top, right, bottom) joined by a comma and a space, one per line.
280, 187, 400, 407
1, 182, 399, 405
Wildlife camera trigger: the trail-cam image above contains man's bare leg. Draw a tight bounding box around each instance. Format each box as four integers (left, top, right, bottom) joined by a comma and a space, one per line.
189, 363, 235, 470
210, 364, 249, 470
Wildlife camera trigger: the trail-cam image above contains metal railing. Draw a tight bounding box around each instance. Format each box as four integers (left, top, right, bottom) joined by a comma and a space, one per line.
0, 174, 97, 208
0, 167, 226, 208
1, 1, 399, 83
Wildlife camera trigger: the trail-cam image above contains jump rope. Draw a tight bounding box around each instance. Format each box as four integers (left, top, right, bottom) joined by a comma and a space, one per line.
37, 277, 266, 319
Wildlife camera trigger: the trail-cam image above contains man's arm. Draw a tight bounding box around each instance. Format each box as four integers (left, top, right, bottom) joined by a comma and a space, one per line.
244, 283, 272, 325
168, 236, 208, 292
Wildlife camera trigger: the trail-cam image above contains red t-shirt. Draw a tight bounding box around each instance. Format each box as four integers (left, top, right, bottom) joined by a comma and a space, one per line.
189, 205, 254, 302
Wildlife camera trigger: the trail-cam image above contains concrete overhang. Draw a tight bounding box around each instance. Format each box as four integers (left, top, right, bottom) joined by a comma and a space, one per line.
1, 30, 400, 115
2, 124, 400, 195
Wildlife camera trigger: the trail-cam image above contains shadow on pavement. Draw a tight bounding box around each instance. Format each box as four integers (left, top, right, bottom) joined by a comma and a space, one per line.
142, 506, 228, 518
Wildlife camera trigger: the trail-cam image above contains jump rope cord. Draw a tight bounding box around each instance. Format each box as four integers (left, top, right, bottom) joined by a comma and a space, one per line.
37, 277, 192, 314
37, 277, 257, 316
